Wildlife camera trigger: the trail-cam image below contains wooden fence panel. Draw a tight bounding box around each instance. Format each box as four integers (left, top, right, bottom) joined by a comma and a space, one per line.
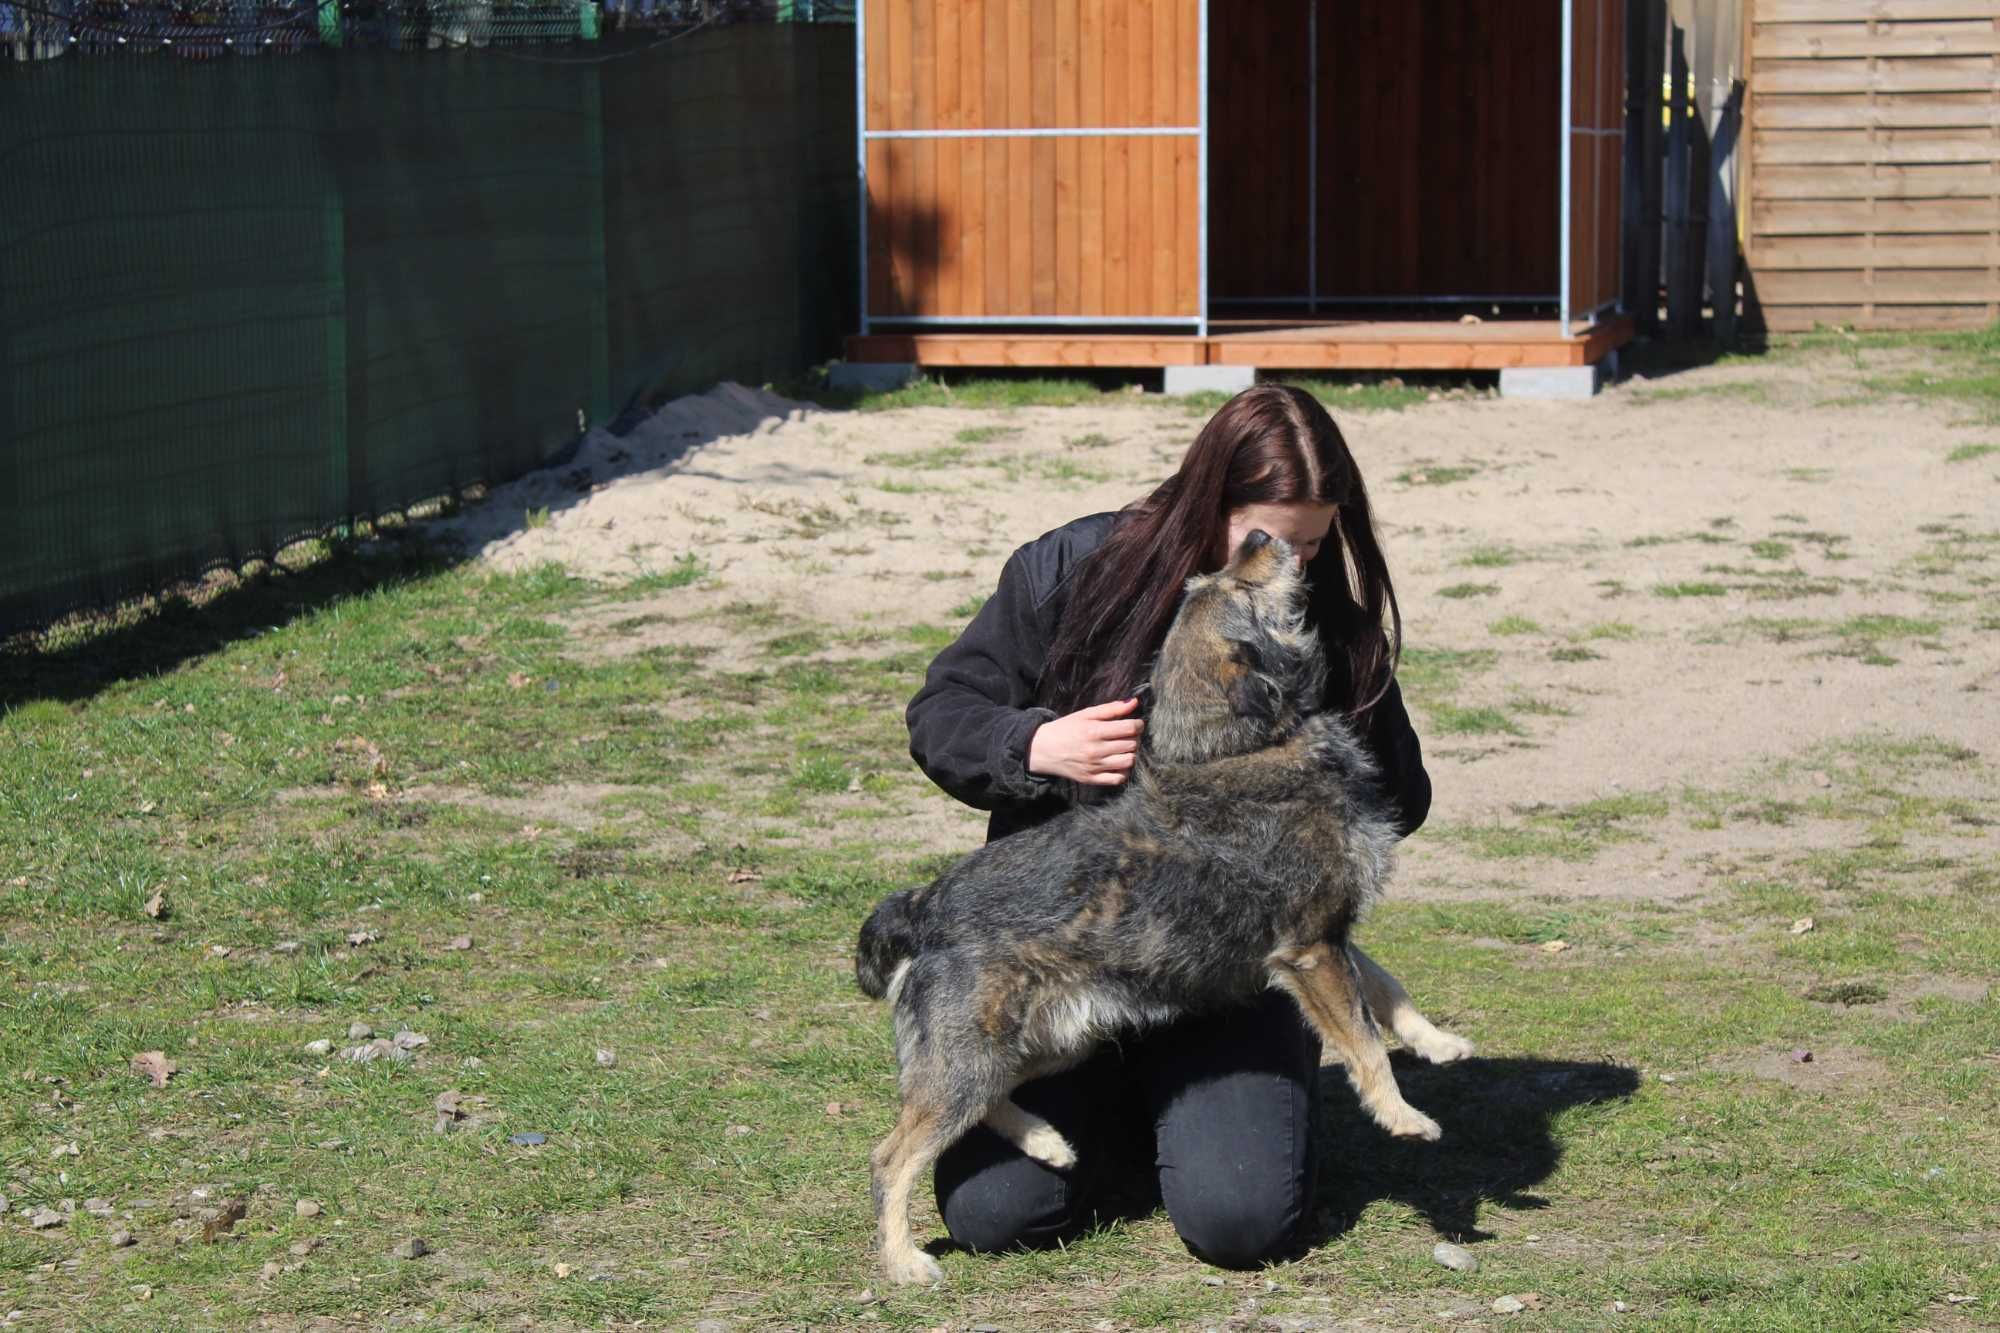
1744, 0, 2000, 331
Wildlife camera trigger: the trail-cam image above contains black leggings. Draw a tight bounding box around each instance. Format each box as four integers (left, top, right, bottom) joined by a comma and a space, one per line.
934, 989, 1322, 1269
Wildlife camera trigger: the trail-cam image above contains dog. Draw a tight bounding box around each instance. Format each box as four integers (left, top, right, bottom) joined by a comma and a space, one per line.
856, 529, 1471, 1285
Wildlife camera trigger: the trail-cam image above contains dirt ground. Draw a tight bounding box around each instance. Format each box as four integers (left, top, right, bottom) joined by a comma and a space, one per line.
432, 352, 2000, 910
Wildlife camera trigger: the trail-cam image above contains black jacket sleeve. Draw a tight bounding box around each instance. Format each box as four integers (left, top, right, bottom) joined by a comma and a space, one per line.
1362, 676, 1431, 838
905, 548, 1062, 811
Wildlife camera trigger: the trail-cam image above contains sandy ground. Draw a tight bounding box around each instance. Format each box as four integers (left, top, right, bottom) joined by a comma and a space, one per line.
429, 356, 2000, 904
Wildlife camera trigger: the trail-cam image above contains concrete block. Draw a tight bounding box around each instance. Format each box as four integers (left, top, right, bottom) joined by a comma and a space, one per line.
828, 361, 918, 392
1498, 363, 1605, 400
1162, 364, 1257, 396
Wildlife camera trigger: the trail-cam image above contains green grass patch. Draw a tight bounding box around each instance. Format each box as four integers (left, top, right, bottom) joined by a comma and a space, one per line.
1437, 582, 1499, 600
1653, 581, 1730, 598
1946, 442, 1998, 463
1488, 615, 1542, 636
954, 425, 1022, 445
1460, 545, 1520, 569
1394, 464, 1479, 486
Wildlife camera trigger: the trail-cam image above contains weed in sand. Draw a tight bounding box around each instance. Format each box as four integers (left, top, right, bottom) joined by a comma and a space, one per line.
1946, 442, 1998, 464
1489, 616, 1543, 636
1439, 583, 1500, 600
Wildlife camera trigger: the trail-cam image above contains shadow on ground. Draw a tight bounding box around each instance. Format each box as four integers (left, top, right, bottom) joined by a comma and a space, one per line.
1307, 1055, 1642, 1248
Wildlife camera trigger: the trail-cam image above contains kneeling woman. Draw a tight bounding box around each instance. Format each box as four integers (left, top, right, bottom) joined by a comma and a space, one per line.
904, 383, 1432, 1268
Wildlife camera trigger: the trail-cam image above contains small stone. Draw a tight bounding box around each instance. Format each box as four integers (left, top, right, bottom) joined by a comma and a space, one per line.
1492, 1295, 1526, 1315
447, 936, 473, 951
347, 1022, 373, 1040
467, 892, 484, 905
1199, 1275, 1224, 1286
692, 1322, 732, 1333
1789, 917, 1815, 935
289, 1239, 318, 1257
1613, 1301, 1630, 1313
83, 1197, 111, 1214
1658, 1073, 1677, 1083
295, 1199, 321, 1219
1432, 1241, 1479, 1273
108, 1230, 135, 1247
28, 1209, 63, 1230
391, 1030, 428, 1050
970, 1325, 1002, 1333
126, 1199, 158, 1212
274, 941, 302, 955
725, 1124, 753, 1138
304, 1039, 334, 1056
1791, 1049, 1814, 1064
855, 1289, 875, 1304
260, 1261, 282, 1280
1540, 938, 1570, 954
509, 1132, 547, 1147
1808, 769, 1832, 788
595, 1048, 616, 1068
392, 1237, 428, 1260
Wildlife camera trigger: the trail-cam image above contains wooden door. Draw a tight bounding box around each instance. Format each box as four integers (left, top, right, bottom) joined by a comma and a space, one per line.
1564, 0, 1627, 329
859, 0, 1204, 328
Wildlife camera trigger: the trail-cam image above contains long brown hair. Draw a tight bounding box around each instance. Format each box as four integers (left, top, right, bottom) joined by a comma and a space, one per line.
1039, 383, 1401, 720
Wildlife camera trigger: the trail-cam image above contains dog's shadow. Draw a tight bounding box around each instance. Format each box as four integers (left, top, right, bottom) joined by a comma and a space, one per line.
1304, 1054, 1640, 1246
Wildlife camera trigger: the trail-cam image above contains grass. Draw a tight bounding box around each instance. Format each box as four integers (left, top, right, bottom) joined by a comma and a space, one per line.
1488, 615, 1543, 636
1946, 443, 1998, 464
1653, 581, 1730, 598
2, 436, 1996, 1328
1438, 583, 1499, 600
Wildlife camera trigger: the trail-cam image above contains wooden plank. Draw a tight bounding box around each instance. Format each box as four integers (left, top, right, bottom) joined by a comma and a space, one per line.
1054, 0, 1078, 314
1753, 56, 2000, 95
1753, 269, 2000, 301
1007, 0, 1031, 312
1625, 0, 1667, 331
1755, 0, 2000, 20
1152, 1, 1176, 311
867, 140, 895, 314
1031, 137, 1058, 312
886, 0, 912, 131
1754, 29, 2000, 59
1079, 0, 1104, 314
1103, 0, 1130, 314
845, 333, 1209, 366
1176, 0, 1198, 317
1753, 94, 1999, 129
1754, 236, 2000, 267
865, 0, 890, 132
984, 3, 1009, 315
1754, 127, 2000, 162
958, 0, 986, 317
1128, 1, 1154, 312
1753, 194, 2000, 230
910, 0, 935, 314
1753, 164, 2000, 197
1755, 301, 1999, 330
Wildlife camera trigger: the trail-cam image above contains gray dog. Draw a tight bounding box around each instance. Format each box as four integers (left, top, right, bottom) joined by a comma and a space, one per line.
856, 530, 1471, 1285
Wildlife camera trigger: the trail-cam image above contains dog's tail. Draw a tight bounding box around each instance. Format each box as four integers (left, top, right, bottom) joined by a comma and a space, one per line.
855, 888, 921, 1000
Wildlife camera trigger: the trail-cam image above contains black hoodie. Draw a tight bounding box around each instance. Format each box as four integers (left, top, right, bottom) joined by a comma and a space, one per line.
906, 511, 1432, 845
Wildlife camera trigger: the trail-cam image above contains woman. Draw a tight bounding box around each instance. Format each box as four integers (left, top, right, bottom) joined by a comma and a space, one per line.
904, 383, 1431, 1269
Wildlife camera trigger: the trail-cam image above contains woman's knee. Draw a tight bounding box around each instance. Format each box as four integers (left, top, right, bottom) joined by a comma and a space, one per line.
1164, 1188, 1308, 1269
935, 1141, 1082, 1253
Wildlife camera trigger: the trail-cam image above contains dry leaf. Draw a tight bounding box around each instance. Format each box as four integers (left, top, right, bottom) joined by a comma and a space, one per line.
138, 800, 157, 815
201, 1198, 248, 1243
345, 929, 379, 947
365, 781, 391, 801
144, 892, 167, 919
1788, 917, 1815, 935
130, 1051, 178, 1089
447, 935, 473, 951
507, 672, 530, 690
553, 1262, 574, 1279
726, 868, 761, 885
1539, 939, 1571, 954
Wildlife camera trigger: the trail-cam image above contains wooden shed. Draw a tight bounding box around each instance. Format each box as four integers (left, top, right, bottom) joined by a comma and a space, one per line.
1742, 0, 2000, 332
842, 0, 1633, 389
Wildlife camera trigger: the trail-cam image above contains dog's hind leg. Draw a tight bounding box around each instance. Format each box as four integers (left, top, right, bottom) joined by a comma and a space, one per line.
1269, 942, 1442, 1142
872, 1089, 990, 1285
982, 1097, 1077, 1170
1349, 945, 1475, 1065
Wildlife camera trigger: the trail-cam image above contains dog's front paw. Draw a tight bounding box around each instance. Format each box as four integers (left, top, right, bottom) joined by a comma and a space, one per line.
884, 1248, 944, 1286
1384, 1107, 1443, 1142
1410, 1029, 1475, 1065
1021, 1124, 1078, 1170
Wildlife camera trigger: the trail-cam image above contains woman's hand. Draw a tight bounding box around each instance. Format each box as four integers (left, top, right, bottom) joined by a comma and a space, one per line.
1028, 697, 1145, 786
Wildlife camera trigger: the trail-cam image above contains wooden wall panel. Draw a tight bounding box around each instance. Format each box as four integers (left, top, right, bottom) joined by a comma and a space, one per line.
863, 0, 1199, 320
1744, 0, 2000, 331
1567, 0, 1626, 321
1207, 0, 1312, 302
1315, 0, 1563, 302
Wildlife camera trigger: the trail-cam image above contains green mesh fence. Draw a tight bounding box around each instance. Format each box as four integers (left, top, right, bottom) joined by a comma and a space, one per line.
0, 19, 856, 635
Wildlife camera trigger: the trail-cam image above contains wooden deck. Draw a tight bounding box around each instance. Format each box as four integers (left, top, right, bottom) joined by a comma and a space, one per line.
846, 317, 1631, 372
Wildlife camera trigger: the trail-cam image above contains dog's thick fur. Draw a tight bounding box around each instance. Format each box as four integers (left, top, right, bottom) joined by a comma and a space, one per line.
857, 531, 1471, 1285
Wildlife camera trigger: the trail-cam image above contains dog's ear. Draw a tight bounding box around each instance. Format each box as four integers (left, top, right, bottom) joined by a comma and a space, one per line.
1229, 672, 1282, 723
